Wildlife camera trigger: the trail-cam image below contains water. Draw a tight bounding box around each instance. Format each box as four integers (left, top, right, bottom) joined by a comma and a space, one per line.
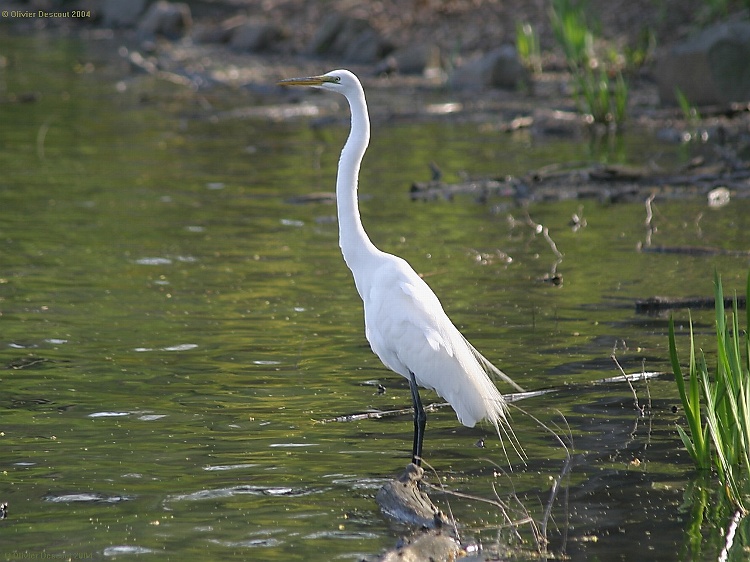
2, 33, 750, 561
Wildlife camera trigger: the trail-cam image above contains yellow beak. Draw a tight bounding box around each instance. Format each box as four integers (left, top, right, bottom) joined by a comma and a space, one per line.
277, 75, 334, 87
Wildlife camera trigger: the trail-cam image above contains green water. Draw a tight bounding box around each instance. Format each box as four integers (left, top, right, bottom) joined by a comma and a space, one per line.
2, 34, 750, 561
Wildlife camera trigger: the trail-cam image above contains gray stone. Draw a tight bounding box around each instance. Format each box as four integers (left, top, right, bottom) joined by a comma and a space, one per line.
137, 1, 192, 40
308, 12, 347, 56
103, 0, 146, 27
656, 20, 750, 105
307, 13, 392, 64
342, 26, 384, 63
449, 45, 528, 90
229, 22, 281, 52
191, 14, 247, 45
376, 43, 441, 75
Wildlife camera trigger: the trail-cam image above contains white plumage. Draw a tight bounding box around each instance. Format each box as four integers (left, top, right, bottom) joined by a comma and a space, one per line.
279, 69, 523, 464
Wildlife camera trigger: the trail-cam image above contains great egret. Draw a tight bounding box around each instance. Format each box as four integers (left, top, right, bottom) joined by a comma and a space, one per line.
278, 69, 523, 465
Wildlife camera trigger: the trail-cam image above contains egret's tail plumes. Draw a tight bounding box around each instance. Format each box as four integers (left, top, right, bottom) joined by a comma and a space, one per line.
465, 338, 526, 462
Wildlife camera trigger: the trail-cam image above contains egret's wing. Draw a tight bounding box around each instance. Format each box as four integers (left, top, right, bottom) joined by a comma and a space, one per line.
362, 257, 518, 436
397, 280, 454, 355
363, 263, 458, 380
398, 276, 523, 390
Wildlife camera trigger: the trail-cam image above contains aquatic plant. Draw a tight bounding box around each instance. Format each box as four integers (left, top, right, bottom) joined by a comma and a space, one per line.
549, 0, 629, 128
674, 87, 707, 142
669, 271, 750, 512
549, 0, 593, 66
515, 21, 542, 74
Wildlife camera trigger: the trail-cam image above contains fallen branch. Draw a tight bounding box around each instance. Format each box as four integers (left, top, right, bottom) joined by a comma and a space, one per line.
409, 162, 750, 205
636, 295, 747, 314
639, 244, 750, 257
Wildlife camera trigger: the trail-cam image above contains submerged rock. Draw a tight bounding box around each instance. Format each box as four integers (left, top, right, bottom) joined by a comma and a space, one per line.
378, 531, 461, 562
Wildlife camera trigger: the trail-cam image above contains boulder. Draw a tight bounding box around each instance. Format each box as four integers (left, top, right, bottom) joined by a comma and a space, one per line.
229, 22, 282, 52
449, 45, 528, 90
308, 12, 348, 55
308, 13, 392, 64
376, 43, 442, 76
192, 15, 248, 44
137, 1, 192, 40
656, 20, 750, 105
103, 0, 146, 27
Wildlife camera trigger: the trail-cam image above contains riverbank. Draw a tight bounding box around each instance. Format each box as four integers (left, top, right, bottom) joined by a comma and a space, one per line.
2, 0, 749, 182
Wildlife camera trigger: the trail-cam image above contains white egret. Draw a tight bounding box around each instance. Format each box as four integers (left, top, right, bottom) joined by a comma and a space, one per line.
278, 69, 523, 465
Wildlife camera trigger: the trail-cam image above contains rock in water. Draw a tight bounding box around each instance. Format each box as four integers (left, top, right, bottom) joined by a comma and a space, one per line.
375, 463, 450, 529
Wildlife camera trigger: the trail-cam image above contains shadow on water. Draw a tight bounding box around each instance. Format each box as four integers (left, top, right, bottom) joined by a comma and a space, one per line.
2, 33, 750, 561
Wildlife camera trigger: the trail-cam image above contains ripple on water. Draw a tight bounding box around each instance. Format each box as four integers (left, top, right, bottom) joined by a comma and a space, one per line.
135, 257, 172, 266
103, 546, 157, 556
133, 344, 199, 352
86, 411, 167, 420
208, 536, 284, 549
43, 492, 133, 503
167, 485, 323, 503
203, 463, 259, 471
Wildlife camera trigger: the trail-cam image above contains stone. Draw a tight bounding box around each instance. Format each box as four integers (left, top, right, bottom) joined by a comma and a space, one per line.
449, 45, 529, 90
376, 463, 449, 528
103, 0, 146, 27
308, 12, 347, 56
379, 531, 460, 562
656, 20, 750, 105
192, 14, 247, 45
342, 26, 384, 63
137, 1, 192, 40
375, 43, 442, 75
229, 22, 281, 52
307, 13, 392, 63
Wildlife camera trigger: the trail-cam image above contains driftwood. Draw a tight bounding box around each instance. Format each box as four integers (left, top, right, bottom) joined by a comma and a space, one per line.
639, 244, 750, 257
636, 295, 747, 314
409, 161, 750, 205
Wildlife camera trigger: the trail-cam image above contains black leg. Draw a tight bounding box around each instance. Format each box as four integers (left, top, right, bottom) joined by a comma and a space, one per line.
408, 370, 427, 466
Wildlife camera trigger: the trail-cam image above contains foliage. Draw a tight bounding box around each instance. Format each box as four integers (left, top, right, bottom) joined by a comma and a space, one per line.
698, 0, 730, 22
669, 271, 750, 513
675, 88, 702, 125
515, 21, 542, 74
548, 0, 629, 128
674, 87, 709, 142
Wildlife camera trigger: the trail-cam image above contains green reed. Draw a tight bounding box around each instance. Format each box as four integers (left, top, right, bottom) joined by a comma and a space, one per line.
669, 271, 750, 512
515, 21, 542, 74
549, 0, 628, 128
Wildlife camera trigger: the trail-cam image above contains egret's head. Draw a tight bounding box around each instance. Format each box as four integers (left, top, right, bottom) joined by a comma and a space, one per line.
277, 69, 358, 94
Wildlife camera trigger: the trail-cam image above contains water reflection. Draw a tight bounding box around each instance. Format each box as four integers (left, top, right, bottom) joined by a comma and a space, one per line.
2, 34, 750, 561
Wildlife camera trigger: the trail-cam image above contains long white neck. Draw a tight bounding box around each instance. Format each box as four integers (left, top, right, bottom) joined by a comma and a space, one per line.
337, 83, 380, 277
